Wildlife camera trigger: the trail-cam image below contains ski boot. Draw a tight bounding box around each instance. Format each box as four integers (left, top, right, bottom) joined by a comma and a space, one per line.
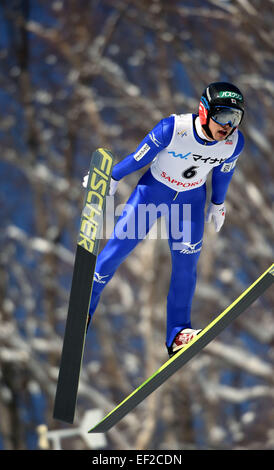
167, 328, 202, 358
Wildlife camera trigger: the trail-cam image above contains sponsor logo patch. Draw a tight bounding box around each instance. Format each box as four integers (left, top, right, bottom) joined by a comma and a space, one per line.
221, 159, 237, 173
149, 131, 162, 147
161, 171, 203, 188
134, 143, 150, 161
179, 239, 203, 254
94, 272, 109, 284
177, 129, 188, 138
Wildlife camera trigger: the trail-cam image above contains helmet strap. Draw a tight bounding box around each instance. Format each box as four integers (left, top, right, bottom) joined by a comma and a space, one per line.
227, 126, 237, 137
202, 122, 214, 140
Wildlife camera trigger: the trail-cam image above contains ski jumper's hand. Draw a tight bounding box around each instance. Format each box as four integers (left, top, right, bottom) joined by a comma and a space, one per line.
82, 173, 118, 196
82, 173, 89, 188
109, 178, 118, 196
206, 202, 226, 232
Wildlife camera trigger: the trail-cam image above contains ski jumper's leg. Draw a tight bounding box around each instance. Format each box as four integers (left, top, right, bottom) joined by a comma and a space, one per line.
88, 170, 168, 321
165, 184, 206, 347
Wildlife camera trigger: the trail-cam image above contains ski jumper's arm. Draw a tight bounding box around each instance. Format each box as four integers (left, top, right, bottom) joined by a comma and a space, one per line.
112, 116, 175, 181
211, 131, 245, 204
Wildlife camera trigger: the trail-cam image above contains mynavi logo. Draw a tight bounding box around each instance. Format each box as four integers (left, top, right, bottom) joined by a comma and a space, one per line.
78, 149, 112, 254
168, 151, 191, 160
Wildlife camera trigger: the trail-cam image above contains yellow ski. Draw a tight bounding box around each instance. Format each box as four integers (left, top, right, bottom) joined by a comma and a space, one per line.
53, 148, 113, 424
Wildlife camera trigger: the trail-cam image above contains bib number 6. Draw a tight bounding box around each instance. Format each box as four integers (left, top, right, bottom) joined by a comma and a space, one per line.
182, 166, 198, 179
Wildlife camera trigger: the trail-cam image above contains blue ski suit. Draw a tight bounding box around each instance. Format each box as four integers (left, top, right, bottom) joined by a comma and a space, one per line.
88, 113, 244, 347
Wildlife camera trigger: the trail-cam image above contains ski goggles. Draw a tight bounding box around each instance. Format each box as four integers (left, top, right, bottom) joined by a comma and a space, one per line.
210, 106, 243, 128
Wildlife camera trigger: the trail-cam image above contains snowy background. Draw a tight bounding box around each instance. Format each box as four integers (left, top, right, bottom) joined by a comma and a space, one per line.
0, 0, 273, 450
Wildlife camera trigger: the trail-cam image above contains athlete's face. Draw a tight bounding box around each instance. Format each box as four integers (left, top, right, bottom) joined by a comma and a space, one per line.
208, 118, 232, 141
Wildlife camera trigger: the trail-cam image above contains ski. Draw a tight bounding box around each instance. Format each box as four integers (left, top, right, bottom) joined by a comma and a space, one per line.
89, 263, 274, 433
53, 148, 114, 424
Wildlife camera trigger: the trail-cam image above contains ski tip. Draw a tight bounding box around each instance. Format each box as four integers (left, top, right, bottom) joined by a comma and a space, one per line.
96, 148, 115, 160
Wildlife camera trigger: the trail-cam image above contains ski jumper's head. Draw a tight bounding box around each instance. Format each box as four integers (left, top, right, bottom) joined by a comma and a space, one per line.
199, 82, 244, 140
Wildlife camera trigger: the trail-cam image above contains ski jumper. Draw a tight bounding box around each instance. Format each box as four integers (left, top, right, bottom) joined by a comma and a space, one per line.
88, 113, 244, 347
